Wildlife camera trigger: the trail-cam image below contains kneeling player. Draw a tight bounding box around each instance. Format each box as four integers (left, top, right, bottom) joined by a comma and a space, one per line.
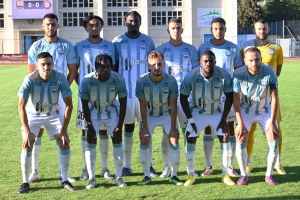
79, 54, 127, 189
17, 52, 75, 193
136, 50, 182, 185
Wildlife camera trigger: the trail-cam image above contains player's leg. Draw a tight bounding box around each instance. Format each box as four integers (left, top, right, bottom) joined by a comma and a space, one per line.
262, 117, 279, 185
228, 121, 239, 177
122, 98, 135, 176
274, 107, 286, 174
246, 122, 257, 173
235, 116, 251, 185
107, 118, 126, 187
201, 126, 214, 176
164, 117, 182, 186
29, 129, 43, 183
99, 130, 113, 180
17, 121, 40, 194
76, 100, 89, 180
137, 118, 152, 185
160, 129, 171, 177
215, 123, 235, 186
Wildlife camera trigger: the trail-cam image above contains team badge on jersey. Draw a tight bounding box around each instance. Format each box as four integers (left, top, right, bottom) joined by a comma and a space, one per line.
182, 48, 190, 59
140, 40, 146, 50
102, 45, 111, 55
51, 86, 57, 93
225, 47, 232, 56
268, 47, 275, 56
57, 44, 64, 55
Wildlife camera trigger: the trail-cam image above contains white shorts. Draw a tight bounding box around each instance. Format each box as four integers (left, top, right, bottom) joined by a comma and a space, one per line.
144, 115, 177, 135
219, 104, 236, 122
241, 112, 277, 133
192, 111, 225, 138
91, 117, 119, 137
76, 97, 87, 130
124, 97, 141, 124
41, 95, 65, 129
22, 115, 62, 140
177, 100, 187, 128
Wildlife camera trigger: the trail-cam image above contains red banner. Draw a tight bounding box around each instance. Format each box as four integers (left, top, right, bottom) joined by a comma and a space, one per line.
0, 54, 28, 61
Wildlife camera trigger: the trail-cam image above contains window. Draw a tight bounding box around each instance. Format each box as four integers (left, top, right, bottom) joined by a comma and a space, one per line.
151, 11, 182, 26
107, 0, 138, 7
63, 12, 93, 27
0, 13, 3, 28
107, 12, 128, 26
151, 0, 182, 7
63, 0, 93, 8
0, 0, 3, 9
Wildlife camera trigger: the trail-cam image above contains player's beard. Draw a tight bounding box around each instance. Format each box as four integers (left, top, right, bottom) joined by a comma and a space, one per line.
130, 30, 138, 35
92, 34, 99, 38
47, 30, 57, 38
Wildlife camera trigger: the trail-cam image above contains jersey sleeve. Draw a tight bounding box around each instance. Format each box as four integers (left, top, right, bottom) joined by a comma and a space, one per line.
60, 75, 73, 98
79, 79, 90, 100
110, 45, 117, 65
66, 43, 77, 64
148, 38, 156, 53
18, 76, 32, 99
277, 45, 284, 66
169, 77, 179, 98
117, 77, 128, 98
191, 46, 200, 67
234, 47, 243, 67
232, 71, 241, 93
112, 37, 120, 61
28, 44, 37, 64
135, 79, 145, 99
74, 43, 81, 65
268, 67, 278, 89
223, 72, 233, 93
180, 72, 192, 96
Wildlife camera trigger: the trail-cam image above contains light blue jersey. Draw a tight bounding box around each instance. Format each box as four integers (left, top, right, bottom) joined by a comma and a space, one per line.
156, 42, 199, 89
75, 39, 116, 85
180, 66, 232, 115
112, 33, 155, 98
28, 38, 77, 76
18, 70, 72, 117
79, 71, 127, 120
198, 40, 243, 77
136, 73, 178, 117
233, 64, 278, 115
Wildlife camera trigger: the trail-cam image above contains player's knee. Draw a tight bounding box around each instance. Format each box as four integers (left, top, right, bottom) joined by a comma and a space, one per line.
186, 137, 197, 144
265, 132, 279, 142
81, 129, 86, 136
140, 135, 150, 146
125, 123, 134, 132
57, 139, 70, 150
169, 136, 178, 145
205, 126, 211, 134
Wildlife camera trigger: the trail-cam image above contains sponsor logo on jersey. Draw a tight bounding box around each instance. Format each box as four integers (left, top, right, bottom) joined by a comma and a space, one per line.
51, 86, 57, 93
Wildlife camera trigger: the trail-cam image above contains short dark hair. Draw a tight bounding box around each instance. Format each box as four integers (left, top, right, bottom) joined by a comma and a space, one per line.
36, 52, 53, 62
168, 18, 182, 26
83, 15, 104, 28
211, 17, 226, 27
95, 54, 113, 70
148, 50, 164, 61
255, 18, 268, 25
124, 11, 142, 25
43, 13, 58, 21
244, 47, 261, 56
201, 50, 216, 60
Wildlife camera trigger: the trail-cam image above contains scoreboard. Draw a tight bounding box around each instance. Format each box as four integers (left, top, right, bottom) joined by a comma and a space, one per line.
12, 0, 53, 19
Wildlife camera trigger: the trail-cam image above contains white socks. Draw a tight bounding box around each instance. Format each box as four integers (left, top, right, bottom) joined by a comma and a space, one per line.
220, 143, 231, 176
266, 140, 279, 176
31, 137, 42, 173
236, 142, 248, 176
113, 143, 124, 177
140, 145, 150, 177
170, 143, 180, 177
186, 142, 196, 176
59, 148, 71, 182
123, 132, 133, 169
99, 135, 109, 171
203, 134, 214, 167
21, 150, 31, 183
81, 136, 87, 170
161, 133, 170, 168
86, 143, 96, 180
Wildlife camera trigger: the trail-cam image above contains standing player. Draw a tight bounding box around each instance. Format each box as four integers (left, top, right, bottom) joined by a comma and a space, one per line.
79, 54, 127, 189
75, 15, 116, 181
156, 18, 199, 177
233, 47, 279, 185
112, 11, 156, 176
136, 50, 181, 185
197, 17, 242, 177
241, 18, 285, 175
17, 52, 75, 193
180, 50, 235, 186
27, 13, 77, 182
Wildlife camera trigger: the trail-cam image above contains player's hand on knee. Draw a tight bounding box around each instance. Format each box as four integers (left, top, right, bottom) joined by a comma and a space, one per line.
217, 120, 230, 137
113, 126, 123, 144
235, 123, 248, 142
169, 127, 179, 144
22, 132, 36, 150
139, 127, 150, 146
87, 125, 96, 144
265, 121, 279, 141
57, 131, 70, 147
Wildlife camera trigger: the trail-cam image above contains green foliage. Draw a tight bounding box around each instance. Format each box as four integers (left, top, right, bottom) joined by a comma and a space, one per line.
238, 0, 261, 27
1, 64, 300, 199
262, 0, 300, 22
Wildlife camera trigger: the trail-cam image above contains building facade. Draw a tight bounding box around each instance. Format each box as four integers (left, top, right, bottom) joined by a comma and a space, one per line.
0, 0, 237, 54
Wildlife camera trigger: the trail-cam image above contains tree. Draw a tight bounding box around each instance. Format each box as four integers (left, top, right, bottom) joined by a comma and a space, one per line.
238, 0, 261, 27
262, 0, 300, 22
